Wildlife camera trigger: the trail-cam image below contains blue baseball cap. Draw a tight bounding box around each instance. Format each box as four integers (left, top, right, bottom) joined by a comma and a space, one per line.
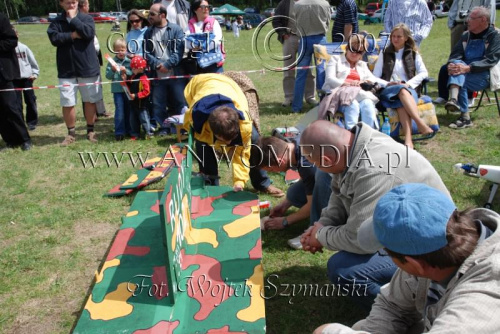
357, 183, 456, 255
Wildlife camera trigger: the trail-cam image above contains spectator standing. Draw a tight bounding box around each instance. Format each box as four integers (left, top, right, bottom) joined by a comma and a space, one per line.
12, 25, 39, 131
105, 39, 132, 141
291, 0, 330, 113
314, 183, 500, 334
124, 56, 153, 140
384, 0, 433, 46
444, 7, 500, 129
184, 0, 224, 73
331, 0, 359, 43
47, 0, 102, 145
126, 9, 150, 57
299, 120, 449, 310
143, 3, 186, 136
232, 19, 240, 37
0, 13, 31, 151
155, 0, 190, 31
78, 0, 110, 118
273, 0, 315, 107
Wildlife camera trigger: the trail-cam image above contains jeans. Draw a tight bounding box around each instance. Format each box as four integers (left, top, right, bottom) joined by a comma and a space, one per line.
327, 250, 397, 311
438, 64, 473, 101
292, 34, 326, 112
13, 78, 38, 127
113, 92, 131, 136
151, 75, 187, 132
130, 104, 151, 137
285, 168, 332, 224
447, 60, 490, 113
196, 125, 271, 190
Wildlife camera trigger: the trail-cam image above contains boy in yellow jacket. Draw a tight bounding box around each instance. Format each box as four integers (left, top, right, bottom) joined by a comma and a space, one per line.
183, 73, 283, 196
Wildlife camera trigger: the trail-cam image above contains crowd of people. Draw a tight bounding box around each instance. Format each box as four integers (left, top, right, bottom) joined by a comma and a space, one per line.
1, 0, 500, 331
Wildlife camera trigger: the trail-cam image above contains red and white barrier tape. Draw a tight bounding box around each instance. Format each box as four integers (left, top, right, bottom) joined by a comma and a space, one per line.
0, 66, 316, 93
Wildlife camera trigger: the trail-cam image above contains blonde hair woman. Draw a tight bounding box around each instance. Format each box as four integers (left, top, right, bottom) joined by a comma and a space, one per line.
372, 23, 434, 149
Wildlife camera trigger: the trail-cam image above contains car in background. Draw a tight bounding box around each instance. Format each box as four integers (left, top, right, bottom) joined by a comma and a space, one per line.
17, 16, 47, 24
48, 12, 60, 22
263, 8, 275, 17
244, 7, 260, 14
243, 13, 265, 27
372, 9, 383, 21
365, 2, 381, 16
433, 4, 449, 18
89, 12, 115, 22
109, 11, 128, 21
212, 15, 225, 26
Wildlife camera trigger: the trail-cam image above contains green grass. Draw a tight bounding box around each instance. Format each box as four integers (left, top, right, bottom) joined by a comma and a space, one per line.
1, 17, 500, 333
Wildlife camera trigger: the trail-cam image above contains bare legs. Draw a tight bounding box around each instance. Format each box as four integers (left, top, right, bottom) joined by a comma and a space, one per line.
397, 89, 433, 149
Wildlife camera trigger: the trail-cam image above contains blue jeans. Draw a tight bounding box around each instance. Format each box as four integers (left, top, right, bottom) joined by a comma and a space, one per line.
447, 60, 490, 113
130, 105, 151, 137
196, 125, 271, 190
292, 34, 326, 112
327, 250, 397, 310
286, 168, 331, 224
113, 92, 131, 136
151, 75, 187, 132
338, 99, 378, 130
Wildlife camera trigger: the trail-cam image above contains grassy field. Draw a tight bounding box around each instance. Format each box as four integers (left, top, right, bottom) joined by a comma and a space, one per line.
1, 16, 500, 334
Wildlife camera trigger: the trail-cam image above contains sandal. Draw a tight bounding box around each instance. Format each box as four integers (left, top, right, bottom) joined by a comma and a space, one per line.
261, 185, 285, 198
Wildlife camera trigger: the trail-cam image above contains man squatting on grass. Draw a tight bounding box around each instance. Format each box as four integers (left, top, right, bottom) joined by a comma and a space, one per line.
298, 120, 450, 310
314, 183, 500, 334
182, 73, 284, 196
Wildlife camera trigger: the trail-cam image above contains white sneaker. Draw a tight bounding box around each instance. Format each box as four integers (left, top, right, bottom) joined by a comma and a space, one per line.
468, 98, 476, 108
287, 235, 303, 250
281, 99, 292, 107
306, 98, 318, 105
432, 97, 446, 105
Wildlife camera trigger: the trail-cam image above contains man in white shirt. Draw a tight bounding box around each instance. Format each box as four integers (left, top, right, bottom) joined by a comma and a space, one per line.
384, 0, 433, 46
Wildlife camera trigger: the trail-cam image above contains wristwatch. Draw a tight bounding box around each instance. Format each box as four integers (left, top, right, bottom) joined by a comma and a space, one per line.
282, 217, 289, 228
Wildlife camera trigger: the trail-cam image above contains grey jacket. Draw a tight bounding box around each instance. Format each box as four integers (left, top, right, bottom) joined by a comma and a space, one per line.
316, 123, 450, 254
15, 42, 39, 79
354, 208, 500, 334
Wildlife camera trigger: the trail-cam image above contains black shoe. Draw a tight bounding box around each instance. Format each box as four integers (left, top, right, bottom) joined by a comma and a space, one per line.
115, 135, 124, 141
449, 116, 473, 129
21, 141, 32, 151
28, 124, 37, 131
445, 98, 460, 112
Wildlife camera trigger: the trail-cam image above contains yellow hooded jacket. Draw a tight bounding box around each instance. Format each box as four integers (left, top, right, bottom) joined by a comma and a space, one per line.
183, 74, 253, 189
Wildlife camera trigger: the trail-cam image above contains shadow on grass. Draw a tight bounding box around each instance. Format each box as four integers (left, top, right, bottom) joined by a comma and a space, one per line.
264, 265, 369, 334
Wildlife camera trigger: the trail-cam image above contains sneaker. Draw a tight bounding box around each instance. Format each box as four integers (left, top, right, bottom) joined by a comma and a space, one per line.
21, 141, 32, 151
449, 116, 473, 129
445, 98, 460, 112
468, 97, 476, 108
306, 98, 318, 105
28, 123, 37, 131
97, 112, 112, 118
281, 99, 292, 107
432, 97, 446, 105
287, 235, 303, 250
130, 136, 138, 141
87, 132, 98, 143
61, 135, 76, 146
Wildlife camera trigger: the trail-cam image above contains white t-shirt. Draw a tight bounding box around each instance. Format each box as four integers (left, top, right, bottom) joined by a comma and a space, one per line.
373, 48, 428, 88
161, 0, 177, 25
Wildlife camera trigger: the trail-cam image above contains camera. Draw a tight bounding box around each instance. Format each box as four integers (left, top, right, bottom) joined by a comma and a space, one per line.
360, 82, 381, 94
459, 10, 469, 19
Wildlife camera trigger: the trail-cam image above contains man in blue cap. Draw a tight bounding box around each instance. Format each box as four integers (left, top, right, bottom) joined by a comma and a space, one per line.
314, 183, 500, 334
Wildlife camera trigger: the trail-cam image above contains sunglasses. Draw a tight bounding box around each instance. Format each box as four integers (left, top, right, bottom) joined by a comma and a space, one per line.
349, 49, 365, 55
199, 5, 210, 9
149, 12, 158, 17
129, 19, 141, 23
